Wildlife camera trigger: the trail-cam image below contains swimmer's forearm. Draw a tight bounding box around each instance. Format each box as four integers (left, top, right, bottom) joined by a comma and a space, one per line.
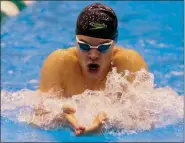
33, 104, 77, 127
33, 104, 63, 117
33, 104, 75, 120
64, 113, 79, 129
33, 107, 63, 123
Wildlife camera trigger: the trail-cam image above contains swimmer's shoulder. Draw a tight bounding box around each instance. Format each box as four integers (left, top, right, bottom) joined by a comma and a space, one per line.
40, 47, 79, 92
48, 47, 77, 59
113, 46, 140, 57
113, 46, 148, 72
42, 47, 78, 73
113, 46, 139, 64
47, 47, 77, 62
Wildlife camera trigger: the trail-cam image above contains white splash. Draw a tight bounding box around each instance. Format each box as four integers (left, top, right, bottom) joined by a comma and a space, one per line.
1, 68, 184, 133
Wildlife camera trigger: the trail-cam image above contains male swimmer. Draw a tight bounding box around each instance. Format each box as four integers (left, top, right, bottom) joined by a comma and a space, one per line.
36, 3, 148, 136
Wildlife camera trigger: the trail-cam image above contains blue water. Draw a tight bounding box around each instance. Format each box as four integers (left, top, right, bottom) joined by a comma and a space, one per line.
1, 1, 184, 142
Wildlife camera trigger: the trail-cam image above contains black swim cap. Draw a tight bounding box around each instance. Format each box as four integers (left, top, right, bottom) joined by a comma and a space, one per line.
75, 3, 118, 40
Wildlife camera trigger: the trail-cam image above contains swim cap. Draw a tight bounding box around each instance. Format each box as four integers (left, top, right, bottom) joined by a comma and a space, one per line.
75, 3, 118, 40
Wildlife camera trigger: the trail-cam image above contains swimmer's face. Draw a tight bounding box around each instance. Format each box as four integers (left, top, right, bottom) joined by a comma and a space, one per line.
76, 35, 115, 80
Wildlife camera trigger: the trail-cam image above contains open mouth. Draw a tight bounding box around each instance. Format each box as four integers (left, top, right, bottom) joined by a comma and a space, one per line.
88, 64, 100, 73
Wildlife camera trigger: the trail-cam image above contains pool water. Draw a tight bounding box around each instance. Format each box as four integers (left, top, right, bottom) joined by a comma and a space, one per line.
1, 1, 184, 142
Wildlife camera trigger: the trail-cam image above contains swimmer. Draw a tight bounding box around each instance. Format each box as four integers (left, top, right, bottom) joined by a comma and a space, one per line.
36, 3, 148, 135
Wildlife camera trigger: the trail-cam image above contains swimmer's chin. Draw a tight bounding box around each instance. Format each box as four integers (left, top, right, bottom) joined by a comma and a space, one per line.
85, 69, 101, 79
83, 72, 100, 80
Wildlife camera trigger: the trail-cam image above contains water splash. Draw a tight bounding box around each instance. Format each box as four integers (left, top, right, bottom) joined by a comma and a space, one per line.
1, 68, 184, 133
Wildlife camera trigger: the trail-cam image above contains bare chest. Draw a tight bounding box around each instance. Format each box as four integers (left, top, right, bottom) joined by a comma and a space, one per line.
63, 73, 106, 97
64, 75, 86, 96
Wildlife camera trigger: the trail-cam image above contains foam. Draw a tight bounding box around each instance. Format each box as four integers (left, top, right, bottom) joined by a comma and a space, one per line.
1, 68, 184, 133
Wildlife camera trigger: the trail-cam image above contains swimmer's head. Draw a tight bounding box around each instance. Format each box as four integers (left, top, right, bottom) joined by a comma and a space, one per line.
75, 3, 118, 40
75, 3, 118, 80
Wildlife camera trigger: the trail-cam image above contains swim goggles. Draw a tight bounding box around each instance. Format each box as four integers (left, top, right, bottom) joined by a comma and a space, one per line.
76, 36, 113, 53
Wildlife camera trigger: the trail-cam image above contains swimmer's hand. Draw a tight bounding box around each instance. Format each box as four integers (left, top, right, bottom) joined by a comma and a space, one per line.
62, 104, 85, 136
80, 112, 107, 136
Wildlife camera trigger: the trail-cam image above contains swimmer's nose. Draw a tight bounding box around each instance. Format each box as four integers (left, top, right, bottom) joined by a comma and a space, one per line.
88, 49, 100, 61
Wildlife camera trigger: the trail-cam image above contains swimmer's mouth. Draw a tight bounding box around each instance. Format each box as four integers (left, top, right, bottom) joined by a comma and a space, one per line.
88, 64, 100, 73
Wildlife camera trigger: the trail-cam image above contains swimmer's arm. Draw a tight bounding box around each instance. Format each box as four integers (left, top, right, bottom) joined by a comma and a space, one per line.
39, 49, 66, 96
34, 49, 66, 116
35, 49, 79, 125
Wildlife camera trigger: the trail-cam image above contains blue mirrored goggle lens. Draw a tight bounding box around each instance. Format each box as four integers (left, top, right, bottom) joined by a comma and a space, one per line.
78, 42, 90, 51
78, 42, 111, 53
98, 44, 111, 53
